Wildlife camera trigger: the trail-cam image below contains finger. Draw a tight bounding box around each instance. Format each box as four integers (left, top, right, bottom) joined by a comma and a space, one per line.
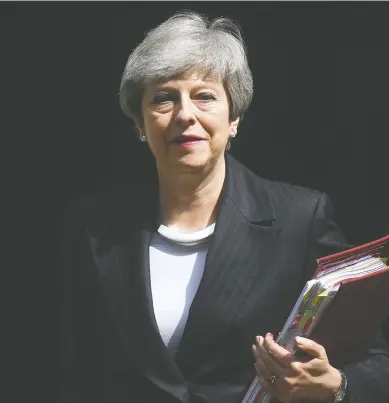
257, 373, 268, 388
295, 336, 327, 360
253, 344, 274, 380
252, 344, 260, 360
256, 335, 274, 359
255, 336, 286, 377
263, 333, 296, 367
257, 373, 285, 402
254, 356, 272, 380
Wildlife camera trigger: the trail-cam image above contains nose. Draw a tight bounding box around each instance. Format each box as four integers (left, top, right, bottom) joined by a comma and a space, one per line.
174, 95, 196, 126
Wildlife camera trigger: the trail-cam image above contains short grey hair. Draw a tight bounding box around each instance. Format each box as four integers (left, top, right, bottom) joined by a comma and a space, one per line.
119, 10, 254, 124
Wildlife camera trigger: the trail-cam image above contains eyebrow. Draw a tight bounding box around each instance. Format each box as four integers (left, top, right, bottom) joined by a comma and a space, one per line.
153, 82, 220, 92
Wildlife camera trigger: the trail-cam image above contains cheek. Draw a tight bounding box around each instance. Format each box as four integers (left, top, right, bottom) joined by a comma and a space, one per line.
145, 115, 169, 138
202, 107, 230, 132
213, 107, 231, 132
208, 116, 231, 141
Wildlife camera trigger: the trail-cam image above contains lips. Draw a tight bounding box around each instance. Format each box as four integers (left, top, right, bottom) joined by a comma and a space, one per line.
172, 135, 205, 143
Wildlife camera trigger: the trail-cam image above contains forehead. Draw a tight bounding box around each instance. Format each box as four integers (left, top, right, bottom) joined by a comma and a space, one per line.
146, 71, 224, 91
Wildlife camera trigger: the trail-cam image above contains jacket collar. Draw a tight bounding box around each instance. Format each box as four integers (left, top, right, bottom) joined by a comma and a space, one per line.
224, 153, 276, 224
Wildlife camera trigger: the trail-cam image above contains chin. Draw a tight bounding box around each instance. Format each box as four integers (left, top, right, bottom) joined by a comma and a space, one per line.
172, 153, 214, 171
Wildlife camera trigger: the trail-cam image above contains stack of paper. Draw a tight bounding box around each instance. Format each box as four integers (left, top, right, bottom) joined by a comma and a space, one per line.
242, 235, 389, 403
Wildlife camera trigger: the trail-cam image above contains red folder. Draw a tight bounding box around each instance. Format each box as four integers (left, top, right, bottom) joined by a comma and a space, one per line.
307, 235, 389, 364
242, 235, 389, 403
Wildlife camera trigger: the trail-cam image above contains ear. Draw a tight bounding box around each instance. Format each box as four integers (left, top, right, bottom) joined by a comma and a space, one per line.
229, 117, 240, 133
133, 120, 146, 142
134, 118, 145, 135
135, 118, 144, 132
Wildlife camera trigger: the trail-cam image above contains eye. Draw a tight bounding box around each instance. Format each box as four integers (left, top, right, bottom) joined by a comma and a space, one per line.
153, 93, 173, 104
195, 92, 216, 101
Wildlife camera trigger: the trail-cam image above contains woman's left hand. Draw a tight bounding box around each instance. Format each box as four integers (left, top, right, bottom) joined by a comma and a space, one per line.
252, 333, 342, 402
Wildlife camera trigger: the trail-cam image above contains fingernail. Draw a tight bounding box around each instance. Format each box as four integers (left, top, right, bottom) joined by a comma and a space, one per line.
295, 336, 303, 344
266, 332, 273, 339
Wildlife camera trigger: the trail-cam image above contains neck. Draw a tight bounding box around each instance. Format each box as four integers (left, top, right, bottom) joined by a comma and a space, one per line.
157, 157, 226, 232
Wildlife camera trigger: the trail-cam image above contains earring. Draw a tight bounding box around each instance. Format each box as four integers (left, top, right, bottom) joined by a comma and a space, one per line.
138, 128, 147, 142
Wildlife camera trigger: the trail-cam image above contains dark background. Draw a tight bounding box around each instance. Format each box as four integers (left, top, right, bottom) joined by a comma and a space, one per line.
2, 2, 388, 401
4, 2, 388, 242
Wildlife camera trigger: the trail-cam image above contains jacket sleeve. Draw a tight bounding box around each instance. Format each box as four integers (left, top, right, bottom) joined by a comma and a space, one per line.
303, 192, 389, 403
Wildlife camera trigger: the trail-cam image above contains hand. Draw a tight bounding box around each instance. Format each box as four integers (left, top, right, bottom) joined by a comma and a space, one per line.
252, 333, 342, 402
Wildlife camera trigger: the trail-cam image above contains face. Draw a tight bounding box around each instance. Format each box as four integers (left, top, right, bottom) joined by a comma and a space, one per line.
139, 72, 239, 172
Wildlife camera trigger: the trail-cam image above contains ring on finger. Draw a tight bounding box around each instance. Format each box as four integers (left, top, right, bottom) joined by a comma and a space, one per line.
270, 374, 277, 385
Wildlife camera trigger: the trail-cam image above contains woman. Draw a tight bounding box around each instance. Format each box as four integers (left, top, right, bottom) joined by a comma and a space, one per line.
59, 11, 389, 403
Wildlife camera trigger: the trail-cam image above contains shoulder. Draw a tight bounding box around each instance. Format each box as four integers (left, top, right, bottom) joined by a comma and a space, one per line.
228, 155, 349, 261
228, 154, 326, 221
262, 176, 324, 212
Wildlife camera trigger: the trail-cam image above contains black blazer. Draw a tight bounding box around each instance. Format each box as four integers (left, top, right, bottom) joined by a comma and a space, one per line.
59, 154, 389, 403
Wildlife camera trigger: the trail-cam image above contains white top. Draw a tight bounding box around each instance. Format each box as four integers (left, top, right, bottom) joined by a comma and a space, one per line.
149, 223, 215, 356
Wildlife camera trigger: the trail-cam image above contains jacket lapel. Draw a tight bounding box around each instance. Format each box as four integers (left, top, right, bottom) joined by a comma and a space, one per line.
88, 185, 189, 402
86, 154, 281, 395
175, 155, 282, 374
